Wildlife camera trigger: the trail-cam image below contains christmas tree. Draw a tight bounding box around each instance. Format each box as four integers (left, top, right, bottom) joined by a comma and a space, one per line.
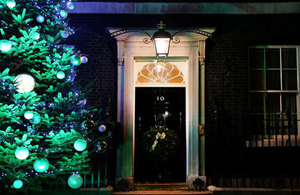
0, 0, 95, 191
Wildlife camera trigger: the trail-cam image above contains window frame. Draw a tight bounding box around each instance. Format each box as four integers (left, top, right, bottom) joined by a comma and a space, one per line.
247, 46, 300, 146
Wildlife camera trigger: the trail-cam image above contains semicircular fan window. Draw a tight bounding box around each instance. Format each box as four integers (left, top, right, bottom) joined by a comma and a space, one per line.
136, 62, 185, 84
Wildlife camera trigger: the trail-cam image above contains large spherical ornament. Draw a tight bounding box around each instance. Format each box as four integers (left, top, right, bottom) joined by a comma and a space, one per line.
33, 158, 49, 173
68, 174, 83, 189
71, 55, 81, 66
74, 139, 87, 152
36, 15, 44, 23
6, 0, 16, 8
0, 39, 12, 53
15, 147, 29, 160
61, 31, 69, 38
29, 113, 41, 125
96, 141, 108, 154
84, 120, 95, 130
66, 1, 75, 10
98, 125, 106, 133
24, 111, 34, 120
56, 71, 65, 79
60, 10, 68, 18
80, 56, 88, 64
14, 74, 35, 93
13, 180, 23, 189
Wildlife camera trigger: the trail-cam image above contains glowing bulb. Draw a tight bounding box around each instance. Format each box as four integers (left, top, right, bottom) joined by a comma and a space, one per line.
0, 40, 12, 53
60, 10, 68, 18
67, 1, 75, 10
74, 139, 87, 151
15, 147, 29, 160
14, 74, 35, 93
24, 111, 34, 119
13, 180, 23, 189
6, 0, 16, 8
71, 55, 81, 66
34, 33, 40, 40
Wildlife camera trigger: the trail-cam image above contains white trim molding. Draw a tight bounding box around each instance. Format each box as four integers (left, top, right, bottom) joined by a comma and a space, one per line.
110, 27, 215, 187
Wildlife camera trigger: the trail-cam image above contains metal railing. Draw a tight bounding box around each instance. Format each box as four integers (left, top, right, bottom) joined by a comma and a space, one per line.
247, 112, 299, 147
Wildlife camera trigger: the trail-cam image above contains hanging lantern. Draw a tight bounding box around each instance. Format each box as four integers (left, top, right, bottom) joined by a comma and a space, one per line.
152, 21, 172, 57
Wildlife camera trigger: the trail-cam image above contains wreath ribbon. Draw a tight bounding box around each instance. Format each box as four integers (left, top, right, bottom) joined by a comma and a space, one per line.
151, 132, 166, 151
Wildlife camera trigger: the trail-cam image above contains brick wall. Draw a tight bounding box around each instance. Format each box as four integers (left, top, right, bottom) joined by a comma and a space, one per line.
68, 14, 300, 179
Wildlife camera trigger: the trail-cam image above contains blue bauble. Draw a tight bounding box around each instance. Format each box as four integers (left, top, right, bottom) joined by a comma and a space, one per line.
61, 31, 69, 38
36, 15, 44, 23
68, 174, 83, 189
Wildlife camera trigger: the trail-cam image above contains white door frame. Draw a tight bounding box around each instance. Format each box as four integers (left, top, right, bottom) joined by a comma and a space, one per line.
109, 28, 215, 187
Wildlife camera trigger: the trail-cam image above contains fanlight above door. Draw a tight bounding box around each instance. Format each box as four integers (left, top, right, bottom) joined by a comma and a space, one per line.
136, 62, 185, 85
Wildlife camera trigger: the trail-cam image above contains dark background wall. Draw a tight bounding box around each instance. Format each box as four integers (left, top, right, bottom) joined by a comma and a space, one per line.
67, 14, 300, 183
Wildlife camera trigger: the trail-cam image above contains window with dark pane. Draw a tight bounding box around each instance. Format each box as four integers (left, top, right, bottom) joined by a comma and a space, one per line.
248, 46, 299, 137
282, 48, 296, 68
266, 70, 280, 90
283, 70, 297, 90
266, 48, 280, 68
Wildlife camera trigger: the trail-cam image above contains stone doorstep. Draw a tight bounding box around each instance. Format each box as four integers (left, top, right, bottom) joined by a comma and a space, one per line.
134, 183, 189, 191
112, 190, 212, 195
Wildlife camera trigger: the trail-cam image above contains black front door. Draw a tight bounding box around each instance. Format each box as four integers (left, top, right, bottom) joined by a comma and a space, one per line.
135, 87, 186, 183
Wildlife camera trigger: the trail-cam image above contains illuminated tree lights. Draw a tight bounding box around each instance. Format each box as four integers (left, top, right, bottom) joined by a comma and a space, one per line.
0, 0, 99, 191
